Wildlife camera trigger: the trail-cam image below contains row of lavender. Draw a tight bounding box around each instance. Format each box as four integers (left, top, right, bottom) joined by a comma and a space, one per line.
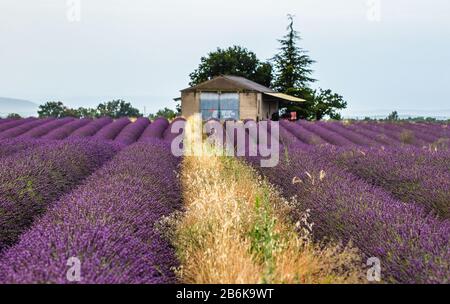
0, 140, 181, 283
279, 120, 450, 148
329, 147, 450, 218
0, 140, 120, 250
0, 118, 183, 283
0, 117, 178, 144
246, 123, 449, 283
1, 118, 448, 148
0, 117, 448, 283
280, 120, 450, 218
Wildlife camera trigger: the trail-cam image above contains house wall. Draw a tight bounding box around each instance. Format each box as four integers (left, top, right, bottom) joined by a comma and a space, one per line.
261, 98, 279, 120
181, 91, 277, 121
239, 92, 258, 121
181, 91, 199, 119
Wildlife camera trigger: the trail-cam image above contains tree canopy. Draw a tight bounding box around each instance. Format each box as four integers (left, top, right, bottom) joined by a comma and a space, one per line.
189, 46, 273, 87
38, 100, 142, 119
188, 16, 348, 121
96, 100, 142, 119
387, 111, 399, 121
278, 87, 346, 120
7, 113, 22, 119
148, 107, 177, 120
38, 101, 71, 118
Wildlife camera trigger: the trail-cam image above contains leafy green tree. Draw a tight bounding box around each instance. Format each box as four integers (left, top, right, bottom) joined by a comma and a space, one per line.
309, 88, 347, 121
189, 46, 273, 87
7, 113, 21, 119
38, 100, 142, 119
424, 117, 437, 122
96, 100, 142, 118
330, 113, 343, 121
387, 111, 399, 121
279, 88, 346, 120
272, 14, 316, 92
175, 102, 181, 116
77, 107, 97, 118
38, 101, 69, 118
149, 107, 177, 120
63, 108, 82, 118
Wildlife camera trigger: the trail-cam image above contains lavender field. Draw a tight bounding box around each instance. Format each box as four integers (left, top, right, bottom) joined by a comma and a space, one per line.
0, 117, 448, 284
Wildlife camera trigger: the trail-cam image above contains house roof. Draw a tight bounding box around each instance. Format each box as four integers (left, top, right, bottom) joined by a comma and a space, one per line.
222, 75, 275, 92
181, 75, 275, 93
180, 75, 305, 103
264, 92, 305, 103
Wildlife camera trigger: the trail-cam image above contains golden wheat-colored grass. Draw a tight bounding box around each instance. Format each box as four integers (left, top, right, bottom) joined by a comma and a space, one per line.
170, 116, 365, 284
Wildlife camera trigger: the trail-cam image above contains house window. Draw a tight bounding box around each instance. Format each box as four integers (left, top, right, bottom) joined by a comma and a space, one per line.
200, 92, 239, 120
200, 93, 220, 120
219, 93, 239, 120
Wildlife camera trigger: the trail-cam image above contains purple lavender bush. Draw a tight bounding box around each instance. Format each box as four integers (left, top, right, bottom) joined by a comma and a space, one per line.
356, 122, 423, 147
0, 119, 52, 139
138, 117, 169, 141
317, 121, 378, 146
379, 123, 428, 146
246, 145, 450, 283
0, 118, 35, 133
42, 118, 92, 140
0, 118, 13, 126
344, 122, 399, 146
278, 124, 308, 148
0, 139, 47, 158
280, 120, 326, 145
299, 120, 354, 146
404, 123, 449, 149
399, 123, 441, 144
0, 139, 119, 251
68, 117, 113, 138
19, 117, 75, 139
163, 118, 186, 143
356, 123, 403, 144
328, 146, 450, 218
0, 141, 181, 284
94, 117, 131, 140
115, 117, 149, 145
420, 123, 450, 139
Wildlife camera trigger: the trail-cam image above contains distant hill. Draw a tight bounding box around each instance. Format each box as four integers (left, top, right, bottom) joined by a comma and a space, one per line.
0, 97, 39, 118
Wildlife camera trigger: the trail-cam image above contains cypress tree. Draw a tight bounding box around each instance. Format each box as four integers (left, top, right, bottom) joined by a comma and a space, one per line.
272, 14, 316, 92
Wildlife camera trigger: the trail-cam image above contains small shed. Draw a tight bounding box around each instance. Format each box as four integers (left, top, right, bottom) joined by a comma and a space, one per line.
177, 75, 304, 121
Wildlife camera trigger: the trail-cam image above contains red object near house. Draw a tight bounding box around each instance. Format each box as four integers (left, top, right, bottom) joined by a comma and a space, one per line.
290, 112, 297, 121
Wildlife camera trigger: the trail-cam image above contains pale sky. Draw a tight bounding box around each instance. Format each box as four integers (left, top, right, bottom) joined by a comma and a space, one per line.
1, 0, 449, 117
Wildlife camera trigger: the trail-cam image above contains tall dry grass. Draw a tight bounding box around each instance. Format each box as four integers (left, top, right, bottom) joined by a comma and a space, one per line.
168, 116, 365, 284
